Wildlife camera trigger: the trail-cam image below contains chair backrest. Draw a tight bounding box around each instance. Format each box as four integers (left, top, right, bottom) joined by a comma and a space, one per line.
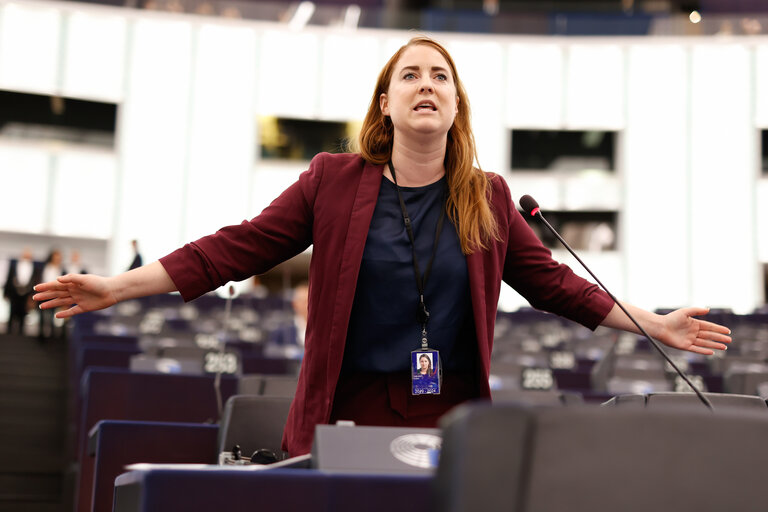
238, 374, 264, 395
129, 354, 204, 374
237, 374, 299, 397
758, 381, 768, 399
72, 343, 143, 435
724, 370, 768, 395
79, 368, 237, 453
217, 395, 292, 460
602, 391, 767, 410
239, 356, 301, 376
76, 368, 237, 512
612, 353, 666, 372
709, 355, 767, 376
490, 389, 583, 405
605, 376, 672, 394
261, 375, 299, 397
436, 402, 768, 512
90, 420, 218, 512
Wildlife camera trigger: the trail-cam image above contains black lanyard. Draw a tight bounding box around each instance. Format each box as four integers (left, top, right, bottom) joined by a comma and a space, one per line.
388, 160, 447, 349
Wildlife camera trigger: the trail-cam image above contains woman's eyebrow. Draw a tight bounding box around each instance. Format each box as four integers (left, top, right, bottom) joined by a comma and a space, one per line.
399, 65, 450, 74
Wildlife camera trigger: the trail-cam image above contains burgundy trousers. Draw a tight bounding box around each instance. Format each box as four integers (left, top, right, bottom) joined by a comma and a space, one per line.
329, 370, 479, 427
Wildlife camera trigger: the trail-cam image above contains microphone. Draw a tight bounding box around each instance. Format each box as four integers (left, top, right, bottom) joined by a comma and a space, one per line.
519, 194, 713, 410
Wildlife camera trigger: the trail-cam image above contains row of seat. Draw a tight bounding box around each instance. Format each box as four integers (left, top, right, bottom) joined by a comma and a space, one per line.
98, 390, 768, 512
437, 395, 768, 512
66, 296, 303, 451
77, 368, 298, 512
86, 391, 768, 512
491, 307, 768, 401
67, 295, 304, 512
70, 300, 768, 511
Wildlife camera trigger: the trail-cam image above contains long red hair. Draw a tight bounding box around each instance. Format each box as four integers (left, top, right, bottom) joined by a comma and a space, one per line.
357, 36, 498, 254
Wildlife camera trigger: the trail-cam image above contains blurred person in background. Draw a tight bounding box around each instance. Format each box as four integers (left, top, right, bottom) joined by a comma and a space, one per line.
265, 281, 309, 359
245, 275, 269, 299
66, 249, 88, 275
291, 282, 309, 347
34, 36, 732, 456
128, 239, 143, 271
38, 249, 65, 341
3, 247, 40, 336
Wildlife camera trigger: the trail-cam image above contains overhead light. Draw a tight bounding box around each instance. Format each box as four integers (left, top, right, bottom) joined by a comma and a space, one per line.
289, 2, 315, 30
689, 10, 702, 24
342, 5, 361, 30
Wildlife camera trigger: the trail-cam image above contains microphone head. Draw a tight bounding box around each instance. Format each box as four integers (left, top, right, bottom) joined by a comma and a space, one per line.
519, 195, 540, 217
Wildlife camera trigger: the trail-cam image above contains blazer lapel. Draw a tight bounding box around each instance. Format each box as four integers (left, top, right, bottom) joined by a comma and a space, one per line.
467, 249, 491, 380
325, 160, 384, 392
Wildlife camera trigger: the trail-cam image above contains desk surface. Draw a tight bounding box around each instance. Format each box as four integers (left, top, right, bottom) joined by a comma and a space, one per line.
114, 466, 433, 512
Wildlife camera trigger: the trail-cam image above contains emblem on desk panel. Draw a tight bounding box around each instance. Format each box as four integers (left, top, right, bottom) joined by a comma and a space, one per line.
389, 434, 442, 469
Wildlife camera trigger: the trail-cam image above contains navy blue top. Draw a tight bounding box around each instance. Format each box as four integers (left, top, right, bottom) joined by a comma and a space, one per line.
342, 175, 476, 373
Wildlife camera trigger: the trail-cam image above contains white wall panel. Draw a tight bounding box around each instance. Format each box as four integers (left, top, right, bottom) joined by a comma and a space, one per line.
381, 35, 410, 61
0, 3, 61, 94
690, 44, 757, 313
553, 249, 624, 298
0, 144, 49, 233
319, 34, 381, 121
114, 17, 193, 274
257, 30, 320, 118
184, 22, 257, 243
758, 179, 768, 264
0, 0, 764, 312
505, 174, 560, 209
562, 172, 620, 210
623, 44, 690, 309
755, 45, 768, 128
49, 150, 116, 238
448, 39, 506, 173
506, 43, 564, 129
759, 48, 768, 271
0, 259, 7, 323
565, 44, 624, 129
759, 179, 768, 263
61, 11, 127, 102
251, 162, 304, 216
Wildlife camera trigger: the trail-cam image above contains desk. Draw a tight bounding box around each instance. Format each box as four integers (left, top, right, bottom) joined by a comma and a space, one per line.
114, 466, 432, 512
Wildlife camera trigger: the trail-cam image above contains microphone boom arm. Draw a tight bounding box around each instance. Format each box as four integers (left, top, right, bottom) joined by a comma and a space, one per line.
530, 209, 713, 410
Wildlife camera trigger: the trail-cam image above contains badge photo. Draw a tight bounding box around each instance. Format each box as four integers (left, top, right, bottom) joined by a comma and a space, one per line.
411, 350, 441, 395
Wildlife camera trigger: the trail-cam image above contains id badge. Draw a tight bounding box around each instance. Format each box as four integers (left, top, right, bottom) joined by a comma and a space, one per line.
411, 349, 441, 395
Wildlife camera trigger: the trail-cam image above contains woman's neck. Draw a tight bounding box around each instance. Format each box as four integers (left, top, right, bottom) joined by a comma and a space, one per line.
385, 137, 447, 187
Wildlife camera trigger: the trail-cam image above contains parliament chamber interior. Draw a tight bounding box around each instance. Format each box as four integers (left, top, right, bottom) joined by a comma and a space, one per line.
2, 0, 768, 510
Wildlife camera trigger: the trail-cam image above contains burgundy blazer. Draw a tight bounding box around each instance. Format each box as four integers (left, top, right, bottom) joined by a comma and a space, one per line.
160, 152, 614, 455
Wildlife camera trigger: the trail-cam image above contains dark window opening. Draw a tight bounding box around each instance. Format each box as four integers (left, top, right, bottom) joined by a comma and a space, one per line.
259, 117, 357, 161
523, 210, 617, 252
511, 129, 616, 172
761, 130, 767, 175
0, 90, 117, 148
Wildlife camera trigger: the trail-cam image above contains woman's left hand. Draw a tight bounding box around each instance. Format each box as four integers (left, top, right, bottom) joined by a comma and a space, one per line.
655, 307, 731, 355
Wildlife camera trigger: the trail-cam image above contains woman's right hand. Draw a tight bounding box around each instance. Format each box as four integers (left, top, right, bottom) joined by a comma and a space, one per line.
33, 274, 118, 319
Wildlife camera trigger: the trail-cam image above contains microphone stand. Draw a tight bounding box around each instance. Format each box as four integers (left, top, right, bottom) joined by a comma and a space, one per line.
214, 285, 235, 420
525, 202, 713, 410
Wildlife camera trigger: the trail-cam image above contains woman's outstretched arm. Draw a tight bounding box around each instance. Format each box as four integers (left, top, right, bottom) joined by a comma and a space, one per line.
32, 261, 176, 319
